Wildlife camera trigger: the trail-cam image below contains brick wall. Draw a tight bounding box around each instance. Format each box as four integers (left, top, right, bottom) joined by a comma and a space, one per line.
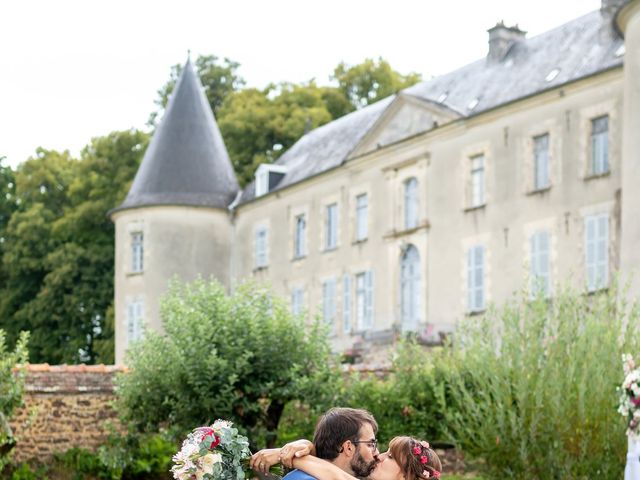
9, 364, 126, 462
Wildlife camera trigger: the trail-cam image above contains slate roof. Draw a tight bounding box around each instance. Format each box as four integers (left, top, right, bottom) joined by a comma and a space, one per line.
239, 8, 623, 205
115, 59, 239, 213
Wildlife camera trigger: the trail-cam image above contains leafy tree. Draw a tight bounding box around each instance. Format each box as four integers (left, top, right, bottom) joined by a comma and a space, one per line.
0, 131, 148, 364
148, 54, 245, 127
116, 279, 336, 448
332, 57, 422, 109
218, 82, 350, 186
0, 157, 17, 292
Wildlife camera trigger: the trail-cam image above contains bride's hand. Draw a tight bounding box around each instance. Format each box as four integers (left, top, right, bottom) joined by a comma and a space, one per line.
250, 448, 281, 474
279, 439, 314, 468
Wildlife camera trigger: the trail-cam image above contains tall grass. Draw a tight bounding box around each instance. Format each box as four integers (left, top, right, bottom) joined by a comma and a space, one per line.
444, 282, 640, 479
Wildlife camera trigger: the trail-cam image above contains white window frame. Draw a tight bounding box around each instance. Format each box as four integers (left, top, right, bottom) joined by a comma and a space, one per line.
400, 245, 421, 331
470, 154, 485, 208
530, 230, 551, 298
325, 203, 338, 250
131, 232, 144, 273
404, 178, 419, 230
585, 213, 609, 292
355, 194, 368, 241
294, 214, 306, 259
343, 275, 351, 333
254, 227, 268, 268
126, 299, 144, 345
322, 278, 337, 328
467, 245, 485, 313
533, 133, 550, 190
591, 115, 609, 176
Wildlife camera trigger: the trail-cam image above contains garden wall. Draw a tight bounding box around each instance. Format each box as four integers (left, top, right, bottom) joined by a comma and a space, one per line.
9, 364, 126, 462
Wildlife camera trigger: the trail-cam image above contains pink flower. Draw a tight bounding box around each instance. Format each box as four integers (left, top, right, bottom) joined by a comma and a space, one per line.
413, 446, 422, 455
420, 455, 428, 464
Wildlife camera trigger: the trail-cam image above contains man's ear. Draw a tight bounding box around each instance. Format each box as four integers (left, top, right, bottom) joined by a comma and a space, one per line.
340, 440, 355, 458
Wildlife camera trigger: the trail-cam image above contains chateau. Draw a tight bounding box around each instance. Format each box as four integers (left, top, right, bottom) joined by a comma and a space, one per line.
111, 0, 640, 364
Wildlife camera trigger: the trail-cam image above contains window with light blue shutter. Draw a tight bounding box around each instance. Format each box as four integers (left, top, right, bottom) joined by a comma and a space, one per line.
401, 245, 421, 331
590, 116, 609, 175
467, 245, 485, 312
343, 275, 351, 333
533, 134, 550, 190
291, 287, 304, 317
126, 299, 144, 345
585, 214, 609, 292
322, 278, 336, 328
294, 214, 306, 258
364, 270, 374, 329
530, 231, 550, 298
470, 155, 485, 207
355, 194, 368, 241
325, 204, 338, 250
404, 178, 418, 230
131, 232, 143, 273
255, 227, 268, 268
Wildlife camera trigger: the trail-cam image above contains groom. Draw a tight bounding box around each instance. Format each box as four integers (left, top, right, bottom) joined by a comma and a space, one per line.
251, 407, 380, 479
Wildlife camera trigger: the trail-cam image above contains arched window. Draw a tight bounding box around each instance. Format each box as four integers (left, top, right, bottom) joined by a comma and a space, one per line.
401, 245, 421, 331
404, 177, 418, 230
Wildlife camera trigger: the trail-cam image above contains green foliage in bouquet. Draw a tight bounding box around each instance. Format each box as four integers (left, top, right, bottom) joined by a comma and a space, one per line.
116, 278, 336, 448
444, 282, 640, 479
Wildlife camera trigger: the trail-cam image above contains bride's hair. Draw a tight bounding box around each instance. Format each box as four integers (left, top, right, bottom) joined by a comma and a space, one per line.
388, 436, 442, 480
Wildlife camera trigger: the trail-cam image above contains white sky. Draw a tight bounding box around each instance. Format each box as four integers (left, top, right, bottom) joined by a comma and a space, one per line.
1, 0, 601, 168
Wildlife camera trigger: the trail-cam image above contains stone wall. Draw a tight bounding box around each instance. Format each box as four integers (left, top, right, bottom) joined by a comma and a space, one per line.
9, 364, 126, 462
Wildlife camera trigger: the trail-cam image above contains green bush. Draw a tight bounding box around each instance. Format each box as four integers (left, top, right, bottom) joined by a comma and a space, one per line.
116, 278, 337, 448
444, 282, 639, 479
0, 330, 29, 468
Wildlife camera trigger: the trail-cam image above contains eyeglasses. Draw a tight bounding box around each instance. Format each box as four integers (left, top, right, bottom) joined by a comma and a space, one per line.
352, 439, 378, 451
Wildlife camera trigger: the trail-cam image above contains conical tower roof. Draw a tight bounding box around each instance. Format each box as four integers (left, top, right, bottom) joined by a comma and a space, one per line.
116, 59, 239, 212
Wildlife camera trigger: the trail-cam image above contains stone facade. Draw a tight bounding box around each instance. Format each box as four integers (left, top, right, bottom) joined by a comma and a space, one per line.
9, 364, 125, 462
113, 1, 640, 366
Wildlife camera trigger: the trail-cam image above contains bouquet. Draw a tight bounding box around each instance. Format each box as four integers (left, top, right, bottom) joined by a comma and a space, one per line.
618, 353, 640, 436
171, 419, 252, 480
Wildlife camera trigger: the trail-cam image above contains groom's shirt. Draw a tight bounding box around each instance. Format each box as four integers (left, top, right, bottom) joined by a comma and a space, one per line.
282, 469, 317, 480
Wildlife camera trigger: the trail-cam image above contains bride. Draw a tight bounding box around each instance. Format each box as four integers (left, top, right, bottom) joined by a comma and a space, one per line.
251, 435, 442, 480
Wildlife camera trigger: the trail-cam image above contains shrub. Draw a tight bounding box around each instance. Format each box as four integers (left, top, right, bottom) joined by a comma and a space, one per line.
116, 279, 336, 448
444, 282, 639, 479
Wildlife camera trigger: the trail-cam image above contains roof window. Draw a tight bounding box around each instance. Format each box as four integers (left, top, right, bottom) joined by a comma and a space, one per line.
255, 164, 288, 197
437, 92, 448, 103
616, 45, 625, 57
467, 98, 479, 111
545, 69, 560, 82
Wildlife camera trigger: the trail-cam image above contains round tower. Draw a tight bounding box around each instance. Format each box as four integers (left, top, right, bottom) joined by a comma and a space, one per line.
110, 59, 239, 364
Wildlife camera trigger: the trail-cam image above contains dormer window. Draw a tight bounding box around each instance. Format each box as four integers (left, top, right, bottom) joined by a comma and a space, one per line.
255, 164, 287, 197
545, 68, 560, 82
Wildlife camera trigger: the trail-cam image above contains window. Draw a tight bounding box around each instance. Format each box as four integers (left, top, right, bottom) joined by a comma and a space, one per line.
404, 178, 418, 230
131, 232, 143, 273
355, 194, 368, 241
343, 275, 352, 333
126, 299, 144, 344
467, 245, 485, 312
401, 245, 421, 331
322, 278, 337, 327
255, 227, 268, 268
470, 155, 485, 208
533, 134, 550, 190
530, 231, 551, 298
585, 214, 609, 292
356, 271, 374, 330
591, 115, 609, 175
291, 287, 304, 317
325, 203, 338, 250
294, 214, 306, 258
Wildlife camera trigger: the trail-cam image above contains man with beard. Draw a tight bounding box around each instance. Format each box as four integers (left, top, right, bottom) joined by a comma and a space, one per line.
251, 407, 380, 480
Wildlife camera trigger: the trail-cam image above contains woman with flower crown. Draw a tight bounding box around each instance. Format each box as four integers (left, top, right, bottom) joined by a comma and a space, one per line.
251, 435, 442, 480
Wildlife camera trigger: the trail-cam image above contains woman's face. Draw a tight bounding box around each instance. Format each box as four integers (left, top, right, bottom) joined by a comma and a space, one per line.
369, 450, 404, 480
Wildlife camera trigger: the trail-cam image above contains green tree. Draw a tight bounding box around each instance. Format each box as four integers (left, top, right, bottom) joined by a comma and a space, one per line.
148, 54, 245, 127
0, 131, 148, 364
332, 57, 422, 109
116, 278, 336, 448
0, 157, 17, 292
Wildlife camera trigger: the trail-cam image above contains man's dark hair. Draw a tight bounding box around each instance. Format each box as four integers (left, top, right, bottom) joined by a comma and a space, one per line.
312, 407, 378, 460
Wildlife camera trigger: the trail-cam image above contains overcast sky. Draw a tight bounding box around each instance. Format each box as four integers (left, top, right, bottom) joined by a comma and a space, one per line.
1, 0, 601, 168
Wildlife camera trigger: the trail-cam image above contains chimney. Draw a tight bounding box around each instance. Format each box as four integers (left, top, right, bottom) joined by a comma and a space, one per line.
487, 21, 526, 63
601, 0, 628, 17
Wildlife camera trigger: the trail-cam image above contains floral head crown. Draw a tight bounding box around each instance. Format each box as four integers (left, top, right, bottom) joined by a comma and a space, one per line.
411, 440, 440, 479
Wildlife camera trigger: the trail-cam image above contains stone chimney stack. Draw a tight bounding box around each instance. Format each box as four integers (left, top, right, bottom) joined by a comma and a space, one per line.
601, 0, 628, 17
487, 21, 527, 62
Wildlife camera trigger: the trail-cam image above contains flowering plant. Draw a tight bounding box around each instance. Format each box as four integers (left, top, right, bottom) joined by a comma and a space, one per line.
171, 419, 252, 480
618, 354, 640, 437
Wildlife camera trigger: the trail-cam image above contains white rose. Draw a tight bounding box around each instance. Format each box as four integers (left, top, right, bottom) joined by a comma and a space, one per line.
201, 453, 222, 474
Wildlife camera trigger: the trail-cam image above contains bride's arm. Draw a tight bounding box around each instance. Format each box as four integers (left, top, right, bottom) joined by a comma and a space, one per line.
292, 456, 357, 480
